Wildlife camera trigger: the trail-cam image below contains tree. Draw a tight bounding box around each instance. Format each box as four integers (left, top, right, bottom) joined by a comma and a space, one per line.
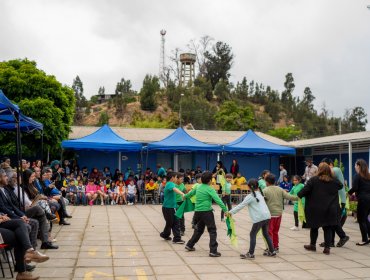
215, 101, 255, 131
213, 79, 230, 102
281, 73, 295, 114
115, 78, 132, 95
180, 94, 216, 129
342, 106, 368, 132
267, 126, 302, 141
187, 35, 214, 77
72, 75, 87, 124
114, 77, 132, 116
98, 112, 109, 126
301, 87, 315, 112
140, 75, 160, 111
204, 41, 234, 89
194, 77, 213, 101
98, 86, 105, 95
234, 77, 249, 101
0, 59, 75, 157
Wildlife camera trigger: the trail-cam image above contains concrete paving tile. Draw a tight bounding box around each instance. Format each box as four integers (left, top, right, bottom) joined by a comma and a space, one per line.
36, 258, 75, 268
225, 263, 264, 273
323, 259, 365, 269
198, 273, 240, 280
35, 267, 74, 278
273, 270, 318, 280
43, 251, 79, 259
308, 269, 354, 279
152, 265, 193, 275
114, 266, 154, 276
293, 261, 333, 270
156, 274, 199, 280
278, 254, 316, 262
343, 268, 370, 278
148, 257, 184, 266
146, 251, 179, 258
354, 258, 370, 266
113, 258, 150, 267
259, 261, 301, 271
189, 264, 230, 273
182, 256, 220, 265
77, 258, 113, 267
236, 271, 281, 279
74, 267, 114, 278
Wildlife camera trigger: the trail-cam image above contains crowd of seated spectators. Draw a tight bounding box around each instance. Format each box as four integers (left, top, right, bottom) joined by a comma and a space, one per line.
0, 157, 75, 280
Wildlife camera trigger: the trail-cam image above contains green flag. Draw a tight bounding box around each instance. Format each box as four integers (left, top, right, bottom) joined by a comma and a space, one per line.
225, 217, 238, 247
175, 198, 195, 219
298, 198, 306, 223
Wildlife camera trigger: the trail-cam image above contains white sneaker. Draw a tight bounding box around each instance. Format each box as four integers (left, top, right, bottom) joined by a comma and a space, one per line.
290, 226, 299, 231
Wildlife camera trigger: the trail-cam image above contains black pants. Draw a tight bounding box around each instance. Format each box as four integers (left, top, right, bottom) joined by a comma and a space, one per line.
221, 195, 231, 220
177, 202, 185, 232
249, 219, 274, 255
186, 211, 218, 253
331, 215, 347, 244
26, 205, 49, 243
310, 226, 332, 248
160, 207, 181, 242
357, 198, 370, 242
0, 220, 33, 273
294, 211, 307, 228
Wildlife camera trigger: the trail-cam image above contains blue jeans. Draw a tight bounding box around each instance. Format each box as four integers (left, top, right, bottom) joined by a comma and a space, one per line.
127, 194, 135, 204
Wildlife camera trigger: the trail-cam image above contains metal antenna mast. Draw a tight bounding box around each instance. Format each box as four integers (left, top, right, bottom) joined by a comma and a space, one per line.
159, 30, 166, 83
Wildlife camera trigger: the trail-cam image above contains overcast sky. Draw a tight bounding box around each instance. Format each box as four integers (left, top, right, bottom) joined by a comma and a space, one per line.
1, 0, 370, 122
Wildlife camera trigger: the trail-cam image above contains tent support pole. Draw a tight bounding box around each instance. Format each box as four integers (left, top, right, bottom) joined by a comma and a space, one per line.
145, 150, 149, 171
40, 131, 44, 168
348, 141, 352, 188
118, 151, 122, 171
15, 112, 24, 209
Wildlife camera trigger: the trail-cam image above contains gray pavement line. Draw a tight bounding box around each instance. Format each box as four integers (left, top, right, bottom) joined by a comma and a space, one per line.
118, 205, 153, 278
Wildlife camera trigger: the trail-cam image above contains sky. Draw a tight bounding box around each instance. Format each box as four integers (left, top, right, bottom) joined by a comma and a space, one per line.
1, 0, 370, 122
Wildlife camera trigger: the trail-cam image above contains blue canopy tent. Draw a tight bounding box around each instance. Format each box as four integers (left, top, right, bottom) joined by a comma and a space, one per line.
0, 89, 44, 207
146, 127, 222, 170
223, 129, 295, 173
62, 124, 142, 171
224, 130, 296, 155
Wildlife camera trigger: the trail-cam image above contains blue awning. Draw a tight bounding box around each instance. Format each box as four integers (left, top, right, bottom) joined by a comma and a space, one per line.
224, 129, 295, 155
62, 124, 142, 152
146, 127, 222, 152
0, 90, 43, 132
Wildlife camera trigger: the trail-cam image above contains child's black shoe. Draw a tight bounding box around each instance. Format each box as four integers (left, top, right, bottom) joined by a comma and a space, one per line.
240, 253, 255, 259
209, 252, 221, 257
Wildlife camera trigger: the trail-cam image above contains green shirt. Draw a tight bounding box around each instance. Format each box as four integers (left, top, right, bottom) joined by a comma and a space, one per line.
176, 183, 186, 203
223, 182, 231, 195
185, 183, 227, 212
163, 182, 177, 208
290, 183, 305, 212
258, 179, 267, 190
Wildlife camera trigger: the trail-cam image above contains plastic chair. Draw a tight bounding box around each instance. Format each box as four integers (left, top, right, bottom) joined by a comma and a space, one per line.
0, 244, 14, 278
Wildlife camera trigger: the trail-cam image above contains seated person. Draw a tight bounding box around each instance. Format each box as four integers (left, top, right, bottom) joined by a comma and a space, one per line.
126, 180, 137, 205
85, 179, 98, 206
66, 180, 77, 205
145, 178, 158, 204
76, 180, 86, 206
116, 182, 126, 205
97, 180, 109, 205
108, 181, 117, 205
0, 213, 50, 280
234, 172, 247, 188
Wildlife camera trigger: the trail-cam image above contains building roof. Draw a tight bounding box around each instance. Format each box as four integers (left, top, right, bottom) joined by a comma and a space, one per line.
289, 131, 370, 148
69, 126, 291, 146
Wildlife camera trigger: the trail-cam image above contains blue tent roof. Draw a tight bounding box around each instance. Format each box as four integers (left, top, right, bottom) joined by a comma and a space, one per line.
62, 124, 142, 152
224, 130, 295, 155
146, 127, 222, 152
0, 90, 43, 132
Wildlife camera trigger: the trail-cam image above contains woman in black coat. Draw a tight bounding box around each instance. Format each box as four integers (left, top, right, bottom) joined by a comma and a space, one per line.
298, 162, 342, 255
348, 159, 370, 246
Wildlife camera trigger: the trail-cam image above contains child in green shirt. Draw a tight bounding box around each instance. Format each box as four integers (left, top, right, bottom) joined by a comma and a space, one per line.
221, 173, 233, 222
185, 171, 228, 257
289, 175, 305, 231
160, 172, 186, 244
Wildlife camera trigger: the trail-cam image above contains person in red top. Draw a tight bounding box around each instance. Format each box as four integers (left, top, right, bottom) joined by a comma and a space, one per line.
230, 159, 239, 178
86, 179, 98, 206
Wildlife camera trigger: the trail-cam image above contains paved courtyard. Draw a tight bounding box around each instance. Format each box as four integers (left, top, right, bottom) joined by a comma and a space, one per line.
11, 204, 370, 279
